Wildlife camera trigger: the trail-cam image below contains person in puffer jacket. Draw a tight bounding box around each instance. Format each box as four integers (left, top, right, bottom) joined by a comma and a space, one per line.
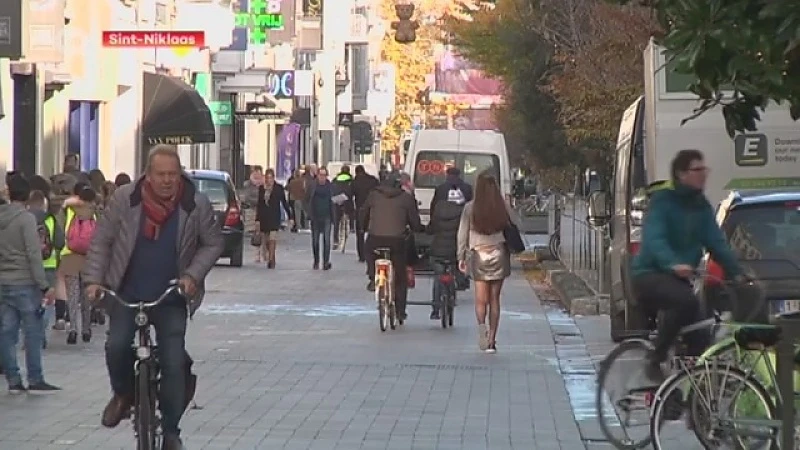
427, 186, 466, 320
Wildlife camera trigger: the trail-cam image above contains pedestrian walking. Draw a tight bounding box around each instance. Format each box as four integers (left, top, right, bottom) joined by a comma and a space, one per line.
60, 182, 98, 344
255, 169, 293, 269
0, 174, 60, 393
304, 167, 334, 270
287, 169, 306, 232
113, 172, 131, 187
26, 190, 65, 348
243, 166, 265, 262
84, 144, 223, 450
457, 170, 521, 353
331, 166, 354, 250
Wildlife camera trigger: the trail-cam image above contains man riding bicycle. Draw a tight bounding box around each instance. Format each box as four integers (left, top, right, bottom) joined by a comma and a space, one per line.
362, 174, 423, 322
427, 183, 466, 320
84, 145, 224, 450
632, 149, 746, 380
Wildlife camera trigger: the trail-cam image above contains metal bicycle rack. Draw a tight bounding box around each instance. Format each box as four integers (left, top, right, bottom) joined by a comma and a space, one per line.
774, 316, 800, 448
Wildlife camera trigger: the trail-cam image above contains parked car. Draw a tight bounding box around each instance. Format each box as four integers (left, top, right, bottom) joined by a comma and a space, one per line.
703, 189, 800, 321
186, 169, 244, 267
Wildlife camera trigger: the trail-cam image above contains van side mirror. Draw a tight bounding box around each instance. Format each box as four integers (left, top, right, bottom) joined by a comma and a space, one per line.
587, 190, 611, 227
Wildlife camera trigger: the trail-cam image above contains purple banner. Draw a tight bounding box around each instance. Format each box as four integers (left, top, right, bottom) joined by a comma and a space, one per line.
276, 122, 301, 181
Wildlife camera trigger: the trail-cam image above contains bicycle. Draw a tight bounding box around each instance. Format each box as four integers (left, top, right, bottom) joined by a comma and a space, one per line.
595, 270, 763, 449
338, 212, 349, 253
651, 276, 800, 449
434, 260, 457, 329
99, 282, 186, 450
375, 248, 397, 332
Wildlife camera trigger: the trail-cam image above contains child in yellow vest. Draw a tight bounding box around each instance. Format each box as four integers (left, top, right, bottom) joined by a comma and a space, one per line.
26, 190, 65, 348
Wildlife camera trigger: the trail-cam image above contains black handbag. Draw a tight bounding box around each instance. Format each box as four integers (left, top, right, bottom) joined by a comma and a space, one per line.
503, 223, 525, 254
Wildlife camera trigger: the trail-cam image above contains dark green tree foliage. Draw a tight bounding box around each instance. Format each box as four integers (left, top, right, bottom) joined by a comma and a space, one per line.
446, 1, 573, 169
615, 0, 800, 136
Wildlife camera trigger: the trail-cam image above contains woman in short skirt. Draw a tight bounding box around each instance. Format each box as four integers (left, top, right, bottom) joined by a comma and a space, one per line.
457, 170, 521, 353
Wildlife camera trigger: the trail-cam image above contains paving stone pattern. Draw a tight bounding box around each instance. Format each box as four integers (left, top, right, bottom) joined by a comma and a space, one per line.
0, 232, 587, 450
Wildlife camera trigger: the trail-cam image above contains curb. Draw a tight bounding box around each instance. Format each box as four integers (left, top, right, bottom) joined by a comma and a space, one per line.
522, 256, 603, 316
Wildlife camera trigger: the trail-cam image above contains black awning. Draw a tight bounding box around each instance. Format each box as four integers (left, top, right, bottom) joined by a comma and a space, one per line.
141, 72, 215, 146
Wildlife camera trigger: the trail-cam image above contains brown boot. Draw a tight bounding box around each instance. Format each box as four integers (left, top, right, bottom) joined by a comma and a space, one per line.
267, 241, 276, 269
101, 394, 132, 428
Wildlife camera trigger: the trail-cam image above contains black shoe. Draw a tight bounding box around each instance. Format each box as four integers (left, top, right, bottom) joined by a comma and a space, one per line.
8, 383, 26, 394
97, 313, 105, 326
82, 331, 91, 343
430, 310, 440, 320
358, 258, 366, 263
66, 331, 77, 345
367, 281, 375, 292
163, 434, 185, 450
313, 262, 319, 270
662, 390, 685, 421
323, 262, 332, 271
398, 312, 407, 324
28, 381, 60, 393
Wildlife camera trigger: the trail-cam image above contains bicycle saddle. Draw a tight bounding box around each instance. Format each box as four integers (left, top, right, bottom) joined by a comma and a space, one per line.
734, 326, 782, 348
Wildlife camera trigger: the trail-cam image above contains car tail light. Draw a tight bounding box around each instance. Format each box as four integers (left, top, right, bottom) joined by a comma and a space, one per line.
785, 201, 800, 208
439, 273, 454, 284
224, 201, 240, 227
628, 241, 641, 256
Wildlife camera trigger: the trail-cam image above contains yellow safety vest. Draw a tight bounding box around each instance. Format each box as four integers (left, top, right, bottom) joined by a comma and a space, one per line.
42, 215, 58, 269
61, 207, 96, 257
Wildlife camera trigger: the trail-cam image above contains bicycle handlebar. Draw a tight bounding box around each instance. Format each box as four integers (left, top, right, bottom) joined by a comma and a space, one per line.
99, 281, 185, 309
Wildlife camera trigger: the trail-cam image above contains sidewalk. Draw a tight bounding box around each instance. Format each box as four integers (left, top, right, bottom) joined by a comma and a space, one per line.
0, 231, 588, 450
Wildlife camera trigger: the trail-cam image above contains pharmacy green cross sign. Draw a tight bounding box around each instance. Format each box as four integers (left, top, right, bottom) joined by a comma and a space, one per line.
235, 0, 285, 45
209, 101, 232, 126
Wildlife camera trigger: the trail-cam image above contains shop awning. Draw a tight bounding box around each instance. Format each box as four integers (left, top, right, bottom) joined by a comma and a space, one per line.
141, 72, 215, 146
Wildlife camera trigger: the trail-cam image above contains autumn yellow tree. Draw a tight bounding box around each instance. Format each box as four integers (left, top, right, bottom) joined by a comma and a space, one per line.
378, 0, 475, 153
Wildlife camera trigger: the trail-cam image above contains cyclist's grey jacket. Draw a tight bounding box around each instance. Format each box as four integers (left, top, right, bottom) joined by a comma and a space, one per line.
83, 174, 224, 315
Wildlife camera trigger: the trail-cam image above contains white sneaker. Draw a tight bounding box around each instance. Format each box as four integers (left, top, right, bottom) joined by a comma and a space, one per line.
477, 324, 489, 351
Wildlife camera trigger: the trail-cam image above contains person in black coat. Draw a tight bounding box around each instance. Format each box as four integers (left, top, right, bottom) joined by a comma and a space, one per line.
427, 192, 466, 320
255, 168, 293, 268
352, 165, 379, 262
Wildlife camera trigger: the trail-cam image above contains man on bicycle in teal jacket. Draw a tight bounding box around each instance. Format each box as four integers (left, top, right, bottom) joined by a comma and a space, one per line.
632, 149, 745, 380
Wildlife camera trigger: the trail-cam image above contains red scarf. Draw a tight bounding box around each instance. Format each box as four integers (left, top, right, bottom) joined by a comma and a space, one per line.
141, 179, 184, 240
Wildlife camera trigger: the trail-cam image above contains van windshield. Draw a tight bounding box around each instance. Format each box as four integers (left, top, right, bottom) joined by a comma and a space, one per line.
413, 151, 500, 189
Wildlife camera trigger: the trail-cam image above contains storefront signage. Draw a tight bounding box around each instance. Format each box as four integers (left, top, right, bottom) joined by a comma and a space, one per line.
209, 101, 232, 126
0, 2, 22, 58
147, 136, 194, 145
302, 0, 322, 17
267, 70, 294, 99
234, 0, 285, 45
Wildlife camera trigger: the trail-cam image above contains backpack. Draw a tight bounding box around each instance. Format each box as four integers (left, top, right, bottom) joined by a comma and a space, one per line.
66, 209, 97, 255
38, 215, 55, 260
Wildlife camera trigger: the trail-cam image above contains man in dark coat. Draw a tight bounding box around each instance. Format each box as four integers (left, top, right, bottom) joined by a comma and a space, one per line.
351, 165, 379, 262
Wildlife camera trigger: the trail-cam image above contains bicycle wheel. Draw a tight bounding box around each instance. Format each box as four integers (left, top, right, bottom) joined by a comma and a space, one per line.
440, 294, 448, 329
595, 338, 656, 449
652, 364, 776, 450
389, 300, 397, 330
135, 362, 155, 450
548, 233, 560, 259
378, 283, 387, 332
339, 217, 348, 253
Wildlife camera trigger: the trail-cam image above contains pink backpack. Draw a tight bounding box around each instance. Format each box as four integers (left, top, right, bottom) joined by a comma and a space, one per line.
66, 210, 97, 255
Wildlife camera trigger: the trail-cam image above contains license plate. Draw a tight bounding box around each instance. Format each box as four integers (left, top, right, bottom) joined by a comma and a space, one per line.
772, 300, 800, 314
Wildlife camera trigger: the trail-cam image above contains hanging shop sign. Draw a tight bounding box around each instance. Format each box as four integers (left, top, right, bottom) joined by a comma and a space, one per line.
147, 136, 195, 146
234, 0, 286, 46
266, 70, 294, 99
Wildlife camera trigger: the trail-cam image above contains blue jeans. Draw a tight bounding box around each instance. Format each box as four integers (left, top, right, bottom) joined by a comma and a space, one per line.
106, 300, 187, 435
311, 218, 332, 264
0, 285, 46, 386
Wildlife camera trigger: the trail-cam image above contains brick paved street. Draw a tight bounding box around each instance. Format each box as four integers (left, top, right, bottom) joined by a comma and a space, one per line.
0, 232, 591, 450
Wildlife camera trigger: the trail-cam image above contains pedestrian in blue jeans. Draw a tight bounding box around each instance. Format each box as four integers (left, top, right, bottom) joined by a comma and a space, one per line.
0, 174, 59, 393
304, 167, 334, 270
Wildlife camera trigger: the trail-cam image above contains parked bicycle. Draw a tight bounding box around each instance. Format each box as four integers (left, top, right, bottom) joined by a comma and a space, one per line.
374, 247, 397, 332
99, 282, 186, 450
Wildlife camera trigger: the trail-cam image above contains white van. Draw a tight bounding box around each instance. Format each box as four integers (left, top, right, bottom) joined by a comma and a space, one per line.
404, 129, 512, 223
